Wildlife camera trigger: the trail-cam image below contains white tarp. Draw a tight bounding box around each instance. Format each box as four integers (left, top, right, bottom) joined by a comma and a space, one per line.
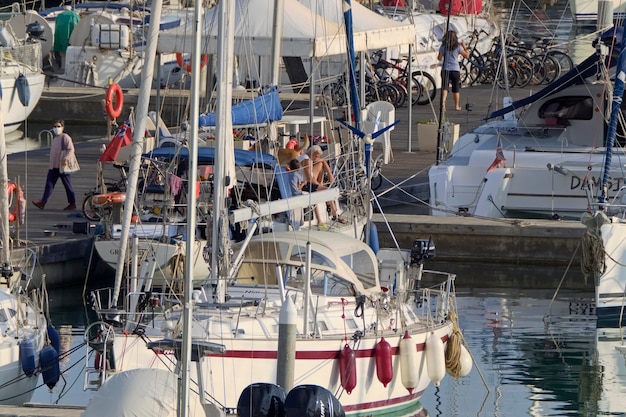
157, 0, 412, 57
158, 0, 364, 57
82, 369, 206, 417
298, 0, 415, 49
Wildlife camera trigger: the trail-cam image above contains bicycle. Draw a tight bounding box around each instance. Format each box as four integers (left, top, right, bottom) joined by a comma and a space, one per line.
371, 50, 437, 106
82, 163, 128, 221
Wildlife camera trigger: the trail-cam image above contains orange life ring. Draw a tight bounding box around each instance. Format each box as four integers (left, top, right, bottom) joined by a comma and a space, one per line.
7, 182, 24, 224
176, 53, 208, 73
105, 83, 124, 119
91, 192, 126, 207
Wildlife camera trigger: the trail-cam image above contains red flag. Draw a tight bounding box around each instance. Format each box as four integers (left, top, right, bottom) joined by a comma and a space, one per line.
99, 118, 133, 162
487, 137, 506, 172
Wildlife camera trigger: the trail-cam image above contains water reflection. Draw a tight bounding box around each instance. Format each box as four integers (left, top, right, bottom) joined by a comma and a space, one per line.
420, 289, 624, 417
30, 286, 624, 417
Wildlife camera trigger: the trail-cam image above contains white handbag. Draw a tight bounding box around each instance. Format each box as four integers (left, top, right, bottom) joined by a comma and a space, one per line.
60, 150, 80, 174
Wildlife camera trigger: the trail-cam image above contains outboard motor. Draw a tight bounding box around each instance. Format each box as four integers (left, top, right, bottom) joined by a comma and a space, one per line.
237, 383, 286, 417
284, 385, 344, 417
409, 237, 436, 296
26, 22, 45, 42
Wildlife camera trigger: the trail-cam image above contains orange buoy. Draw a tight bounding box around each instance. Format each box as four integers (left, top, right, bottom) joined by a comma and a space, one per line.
375, 337, 393, 387
7, 182, 24, 224
339, 344, 357, 394
176, 53, 208, 73
399, 330, 418, 393
426, 333, 446, 386
105, 83, 123, 119
91, 192, 126, 207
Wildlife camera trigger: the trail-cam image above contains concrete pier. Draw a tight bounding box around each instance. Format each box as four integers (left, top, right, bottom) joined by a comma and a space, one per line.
10, 83, 590, 289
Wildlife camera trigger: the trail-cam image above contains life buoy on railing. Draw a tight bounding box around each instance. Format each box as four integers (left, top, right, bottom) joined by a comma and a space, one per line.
105, 83, 123, 119
176, 53, 208, 73
91, 192, 126, 207
7, 181, 24, 224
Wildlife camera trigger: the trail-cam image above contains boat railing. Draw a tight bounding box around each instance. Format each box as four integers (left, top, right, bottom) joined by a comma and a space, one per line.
414, 271, 455, 324
0, 42, 41, 70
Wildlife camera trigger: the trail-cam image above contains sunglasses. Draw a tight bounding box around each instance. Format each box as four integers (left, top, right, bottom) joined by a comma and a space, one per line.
53, 125, 62, 128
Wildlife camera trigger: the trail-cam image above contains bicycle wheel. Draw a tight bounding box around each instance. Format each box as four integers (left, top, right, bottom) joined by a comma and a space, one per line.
322, 82, 348, 107
548, 51, 573, 75
82, 193, 101, 222
412, 71, 437, 105
508, 54, 533, 88
496, 64, 517, 89
376, 83, 402, 108
540, 54, 560, 84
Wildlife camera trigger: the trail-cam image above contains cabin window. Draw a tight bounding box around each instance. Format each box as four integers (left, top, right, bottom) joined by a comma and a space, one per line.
309, 272, 356, 296
290, 246, 336, 269
538, 96, 594, 122
0, 309, 7, 322
341, 250, 377, 289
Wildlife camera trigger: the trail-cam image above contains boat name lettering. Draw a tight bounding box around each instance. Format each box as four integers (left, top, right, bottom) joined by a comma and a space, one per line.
571, 176, 626, 192
109, 248, 121, 256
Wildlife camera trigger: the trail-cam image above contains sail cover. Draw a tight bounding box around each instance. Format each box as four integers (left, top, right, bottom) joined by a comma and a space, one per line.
487, 26, 624, 120
144, 146, 277, 167
199, 87, 283, 127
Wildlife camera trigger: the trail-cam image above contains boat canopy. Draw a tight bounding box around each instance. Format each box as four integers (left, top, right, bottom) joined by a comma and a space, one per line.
144, 146, 277, 167
234, 231, 381, 296
198, 87, 283, 127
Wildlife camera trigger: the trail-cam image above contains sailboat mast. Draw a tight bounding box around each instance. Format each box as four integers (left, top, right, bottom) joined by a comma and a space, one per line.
110, 0, 163, 308
0, 94, 10, 284
600, 27, 626, 206
179, 0, 203, 413
343, 0, 361, 132
270, 0, 284, 86
210, 0, 236, 304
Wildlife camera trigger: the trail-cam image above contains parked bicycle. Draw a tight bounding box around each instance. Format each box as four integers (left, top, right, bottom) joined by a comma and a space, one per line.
82, 163, 128, 221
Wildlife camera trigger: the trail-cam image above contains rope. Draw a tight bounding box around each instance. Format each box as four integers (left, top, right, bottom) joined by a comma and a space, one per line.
444, 310, 463, 379
580, 231, 606, 277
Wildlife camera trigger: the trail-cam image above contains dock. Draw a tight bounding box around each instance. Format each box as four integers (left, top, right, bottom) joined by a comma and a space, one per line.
0, 404, 84, 417
10, 83, 589, 290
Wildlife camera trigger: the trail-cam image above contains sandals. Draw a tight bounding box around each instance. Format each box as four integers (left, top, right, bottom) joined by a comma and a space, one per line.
333, 216, 347, 224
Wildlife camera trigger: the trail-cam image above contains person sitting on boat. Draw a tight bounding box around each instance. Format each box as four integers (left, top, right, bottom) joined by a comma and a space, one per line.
297, 146, 346, 225
288, 158, 323, 229
437, 30, 469, 111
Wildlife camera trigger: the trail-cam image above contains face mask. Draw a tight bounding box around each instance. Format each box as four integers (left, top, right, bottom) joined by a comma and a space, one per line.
53, 127, 63, 135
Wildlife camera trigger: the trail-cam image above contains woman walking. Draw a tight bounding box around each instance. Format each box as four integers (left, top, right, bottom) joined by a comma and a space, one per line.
437, 30, 469, 111
32, 120, 77, 210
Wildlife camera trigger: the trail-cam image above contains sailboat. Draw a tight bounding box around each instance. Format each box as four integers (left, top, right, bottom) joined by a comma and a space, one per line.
578, 19, 626, 327
83, 1, 470, 416
0, 51, 49, 406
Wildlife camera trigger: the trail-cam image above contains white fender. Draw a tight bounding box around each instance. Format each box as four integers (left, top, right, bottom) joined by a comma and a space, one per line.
399, 331, 418, 393
426, 333, 446, 386
459, 344, 473, 377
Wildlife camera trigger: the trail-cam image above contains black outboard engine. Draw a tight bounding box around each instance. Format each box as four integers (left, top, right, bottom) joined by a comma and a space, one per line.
410, 237, 435, 266
26, 22, 45, 42
409, 237, 436, 297
284, 385, 345, 417
237, 383, 286, 417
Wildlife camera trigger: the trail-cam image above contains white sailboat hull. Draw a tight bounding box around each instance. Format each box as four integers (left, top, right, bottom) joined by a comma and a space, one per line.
1, 70, 44, 134
0, 289, 46, 405
429, 83, 612, 220
106, 310, 450, 415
